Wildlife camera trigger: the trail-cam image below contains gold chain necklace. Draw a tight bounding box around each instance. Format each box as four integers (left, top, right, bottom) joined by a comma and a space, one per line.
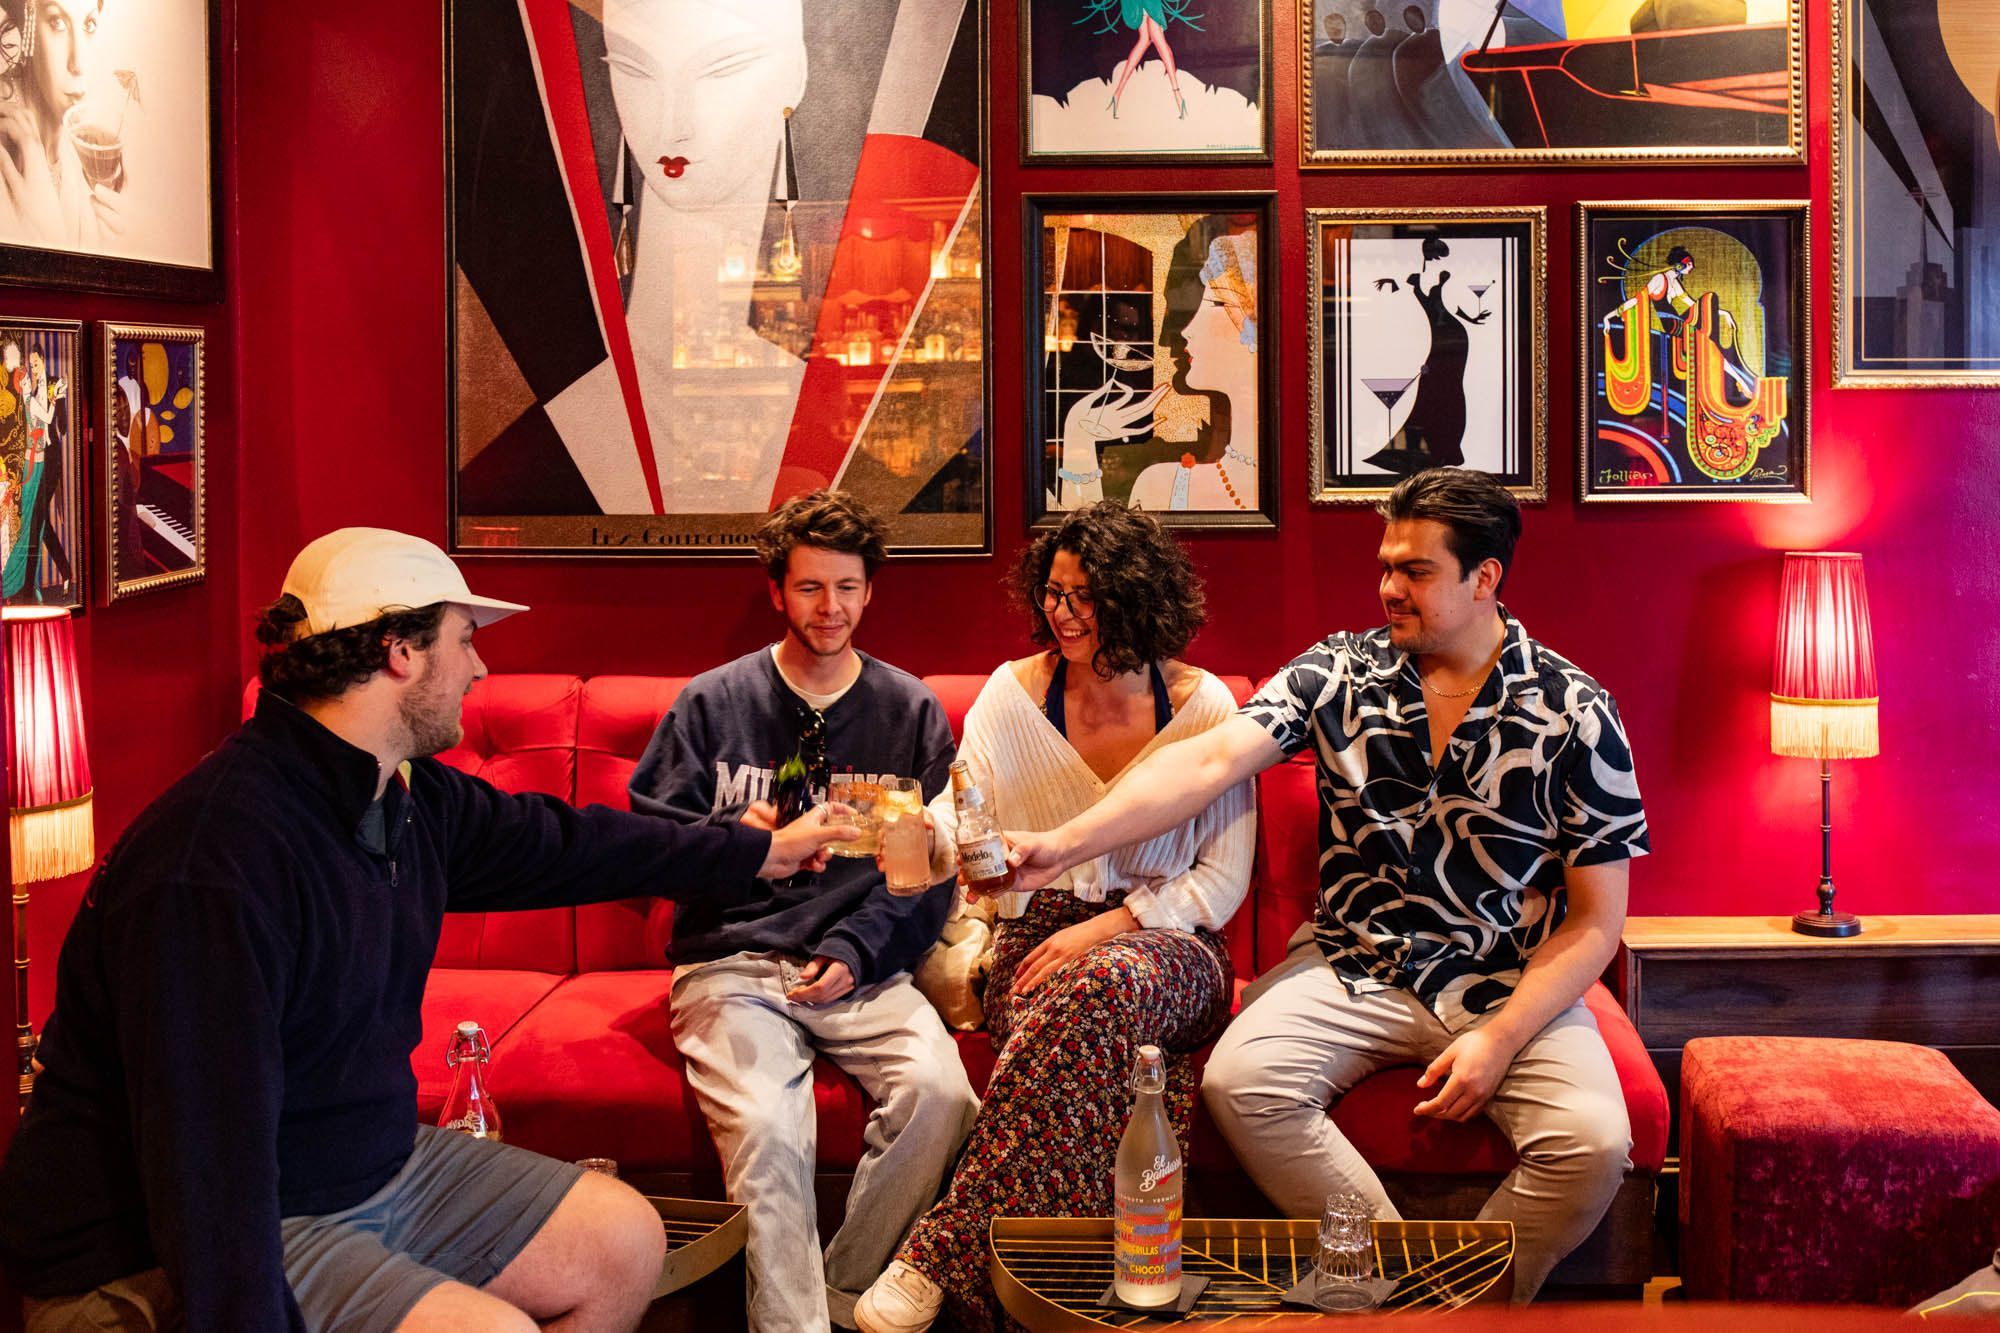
1420, 642, 1504, 699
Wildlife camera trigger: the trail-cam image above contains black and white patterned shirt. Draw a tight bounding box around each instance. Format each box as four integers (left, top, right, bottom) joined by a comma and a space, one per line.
1240, 608, 1649, 1029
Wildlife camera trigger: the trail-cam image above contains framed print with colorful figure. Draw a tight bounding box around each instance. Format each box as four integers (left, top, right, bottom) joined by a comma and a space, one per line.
447, 0, 989, 556
1025, 193, 1277, 530
1022, 0, 1271, 163
1300, 0, 1802, 167
1579, 201, 1809, 503
1307, 207, 1545, 504
101, 321, 203, 600
0, 316, 80, 609
1833, 0, 2000, 386
0, 0, 221, 300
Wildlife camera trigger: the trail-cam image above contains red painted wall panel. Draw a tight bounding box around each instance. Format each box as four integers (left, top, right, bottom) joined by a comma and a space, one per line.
195, 0, 1991, 982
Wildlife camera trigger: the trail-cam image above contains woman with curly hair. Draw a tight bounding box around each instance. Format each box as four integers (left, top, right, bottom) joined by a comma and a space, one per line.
856, 501, 1254, 1333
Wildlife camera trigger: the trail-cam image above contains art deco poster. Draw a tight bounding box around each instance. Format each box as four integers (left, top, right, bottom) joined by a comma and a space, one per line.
1302, 0, 1802, 166
0, 316, 80, 609
1834, 0, 2000, 385
1309, 209, 1545, 503
449, 0, 988, 554
1579, 202, 1809, 502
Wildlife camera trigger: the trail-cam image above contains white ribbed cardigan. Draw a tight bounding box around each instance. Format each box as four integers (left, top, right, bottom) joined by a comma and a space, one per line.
931, 663, 1257, 933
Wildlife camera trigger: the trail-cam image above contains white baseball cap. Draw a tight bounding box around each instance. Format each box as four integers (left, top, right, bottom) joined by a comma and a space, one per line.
281, 528, 529, 636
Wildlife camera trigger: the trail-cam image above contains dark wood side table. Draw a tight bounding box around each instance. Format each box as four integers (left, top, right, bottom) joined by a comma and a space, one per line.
1615, 915, 2000, 1150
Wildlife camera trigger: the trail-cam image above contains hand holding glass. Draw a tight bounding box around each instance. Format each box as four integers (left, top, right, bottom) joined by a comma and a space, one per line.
879, 803, 933, 897
1313, 1191, 1377, 1313
826, 776, 882, 856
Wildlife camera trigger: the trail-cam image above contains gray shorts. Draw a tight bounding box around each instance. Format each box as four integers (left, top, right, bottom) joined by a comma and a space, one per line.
278, 1125, 583, 1330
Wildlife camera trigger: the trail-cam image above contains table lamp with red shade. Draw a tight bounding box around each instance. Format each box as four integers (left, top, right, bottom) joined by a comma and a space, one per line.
1770, 551, 1877, 939
5, 607, 93, 1108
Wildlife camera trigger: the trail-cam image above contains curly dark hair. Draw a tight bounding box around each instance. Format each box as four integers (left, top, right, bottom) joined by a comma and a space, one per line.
254, 595, 448, 703
753, 489, 890, 583
1010, 501, 1206, 679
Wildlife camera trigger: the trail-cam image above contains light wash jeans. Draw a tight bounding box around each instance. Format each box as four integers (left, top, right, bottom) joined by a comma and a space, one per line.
671, 953, 979, 1331
1200, 931, 1631, 1302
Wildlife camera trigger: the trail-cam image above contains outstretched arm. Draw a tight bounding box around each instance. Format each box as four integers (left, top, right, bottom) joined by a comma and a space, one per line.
1006, 713, 1282, 892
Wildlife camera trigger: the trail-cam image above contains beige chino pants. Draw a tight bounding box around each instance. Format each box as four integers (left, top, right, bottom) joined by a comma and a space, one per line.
1200, 930, 1631, 1302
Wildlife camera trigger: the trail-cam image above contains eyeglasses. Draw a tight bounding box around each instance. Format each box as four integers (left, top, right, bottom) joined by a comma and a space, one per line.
1039, 583, 1096, 620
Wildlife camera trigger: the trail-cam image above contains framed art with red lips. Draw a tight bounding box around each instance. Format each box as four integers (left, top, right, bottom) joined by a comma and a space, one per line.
446, 0, 990, 556
1022, 193, 1278, 531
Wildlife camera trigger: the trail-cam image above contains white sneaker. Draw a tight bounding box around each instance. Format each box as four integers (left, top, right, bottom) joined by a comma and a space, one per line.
854, 1260, 944, 1333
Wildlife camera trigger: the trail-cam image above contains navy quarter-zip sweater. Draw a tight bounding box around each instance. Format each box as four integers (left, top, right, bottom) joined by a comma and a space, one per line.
0, 692, 771, 1329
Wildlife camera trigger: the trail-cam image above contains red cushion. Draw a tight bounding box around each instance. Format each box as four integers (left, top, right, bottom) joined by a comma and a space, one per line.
921, 674, 986, 741
1679, 1036, 2000, 1305
1330, 982, 1668, 1176
574, 676, 693, 971
412, 968, 567, 1122
1252, 754, 1322, 974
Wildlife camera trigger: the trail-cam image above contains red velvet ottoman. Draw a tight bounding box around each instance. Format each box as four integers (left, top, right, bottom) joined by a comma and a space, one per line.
1679, 1036, 2000, 1305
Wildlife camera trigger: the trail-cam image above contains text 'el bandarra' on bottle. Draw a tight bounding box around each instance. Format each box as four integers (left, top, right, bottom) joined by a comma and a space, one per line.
1114, 1043, 1183, 1309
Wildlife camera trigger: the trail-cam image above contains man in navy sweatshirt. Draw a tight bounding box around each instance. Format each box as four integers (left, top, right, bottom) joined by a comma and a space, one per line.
629, 491, 978, 1332
0, 528, 854, 1331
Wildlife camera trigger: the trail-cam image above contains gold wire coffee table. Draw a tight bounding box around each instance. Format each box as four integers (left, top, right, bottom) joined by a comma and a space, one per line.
644, 1196, 747, 1298
990, 1217, 1514, 1328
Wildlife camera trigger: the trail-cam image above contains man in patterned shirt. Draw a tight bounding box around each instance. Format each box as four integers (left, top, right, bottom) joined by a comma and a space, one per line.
1005, 468, 1648, 1300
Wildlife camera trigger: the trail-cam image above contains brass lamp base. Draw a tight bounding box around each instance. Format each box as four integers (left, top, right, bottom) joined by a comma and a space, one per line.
1792, 908, 1861, 938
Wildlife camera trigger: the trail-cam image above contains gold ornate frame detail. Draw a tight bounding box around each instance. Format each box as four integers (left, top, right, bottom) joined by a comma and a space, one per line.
100, 321, 207, 602
1305, 205, 1547, 506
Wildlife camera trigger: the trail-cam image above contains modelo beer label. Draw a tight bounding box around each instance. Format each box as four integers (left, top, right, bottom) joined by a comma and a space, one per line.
1114, 1153, 1183, 1294
958, 835, 1007, 880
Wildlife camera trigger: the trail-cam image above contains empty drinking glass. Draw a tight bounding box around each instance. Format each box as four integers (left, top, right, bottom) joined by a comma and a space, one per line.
1313, 1191, 1377, 1313
575, 1157, 619, 1177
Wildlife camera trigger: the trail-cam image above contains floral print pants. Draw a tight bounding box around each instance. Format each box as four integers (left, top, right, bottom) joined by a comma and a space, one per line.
896, 888, 1233, 1330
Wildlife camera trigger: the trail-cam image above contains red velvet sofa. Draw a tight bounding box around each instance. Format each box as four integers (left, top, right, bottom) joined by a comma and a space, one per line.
243, 673, 1669, 1290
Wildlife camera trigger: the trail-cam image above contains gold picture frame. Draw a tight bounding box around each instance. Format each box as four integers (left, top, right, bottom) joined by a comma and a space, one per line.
1307, 206, 1547, 505
1299, 0, 1804, 169
101, 322, 206, 601
1576, 200, 1810, 504
1830, 0, 2000, 387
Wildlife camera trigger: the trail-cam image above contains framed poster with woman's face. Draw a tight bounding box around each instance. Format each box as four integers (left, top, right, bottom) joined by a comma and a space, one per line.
447, 0, 990, 556
0, 0, 219, 299
1307, 208, 1546, 504
1020, 0, 1272, 163
0, 315, 81, 609
1025, 194, 1278, 530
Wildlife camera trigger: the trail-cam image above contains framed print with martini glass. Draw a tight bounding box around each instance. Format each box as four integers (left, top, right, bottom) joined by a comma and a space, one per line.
1578, 201, 1809, 503
0, 0, 220, 300
1024, 193, 1278, 530
1307, 207, 1545, 504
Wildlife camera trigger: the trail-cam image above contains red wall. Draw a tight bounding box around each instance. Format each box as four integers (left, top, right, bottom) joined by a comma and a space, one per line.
17, 10, 243, 1029
212, 0, 2000, 954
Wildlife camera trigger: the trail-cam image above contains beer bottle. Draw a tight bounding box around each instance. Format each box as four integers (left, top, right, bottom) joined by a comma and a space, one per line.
773, 749, 811, 826
1113, 1044, 1183, 1308
949, 760, 1015, 896
439, 1020, 503, 1141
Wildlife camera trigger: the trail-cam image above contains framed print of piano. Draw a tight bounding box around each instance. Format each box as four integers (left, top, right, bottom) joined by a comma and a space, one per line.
101, 321, 204, 601
0, 316, 83, 610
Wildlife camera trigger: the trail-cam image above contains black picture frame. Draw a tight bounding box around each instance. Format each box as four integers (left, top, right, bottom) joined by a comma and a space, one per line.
1023, 192, 1278, 531
1578, 201, 1810, 504
0, 0, 223, 302
1020, 0, 1273, 165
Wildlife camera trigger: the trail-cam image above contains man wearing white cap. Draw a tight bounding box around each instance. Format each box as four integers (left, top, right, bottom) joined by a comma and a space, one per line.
0, 528, 855, 1332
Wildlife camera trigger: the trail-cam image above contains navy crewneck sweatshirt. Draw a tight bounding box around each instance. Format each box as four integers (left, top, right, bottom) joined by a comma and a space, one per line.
629, 648, 957, 984
0, 692, 770, 1328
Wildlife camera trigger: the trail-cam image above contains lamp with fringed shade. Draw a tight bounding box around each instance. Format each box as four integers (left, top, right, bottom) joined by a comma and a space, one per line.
1771, 552, 1876, 938
5, 606, 93, 1107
